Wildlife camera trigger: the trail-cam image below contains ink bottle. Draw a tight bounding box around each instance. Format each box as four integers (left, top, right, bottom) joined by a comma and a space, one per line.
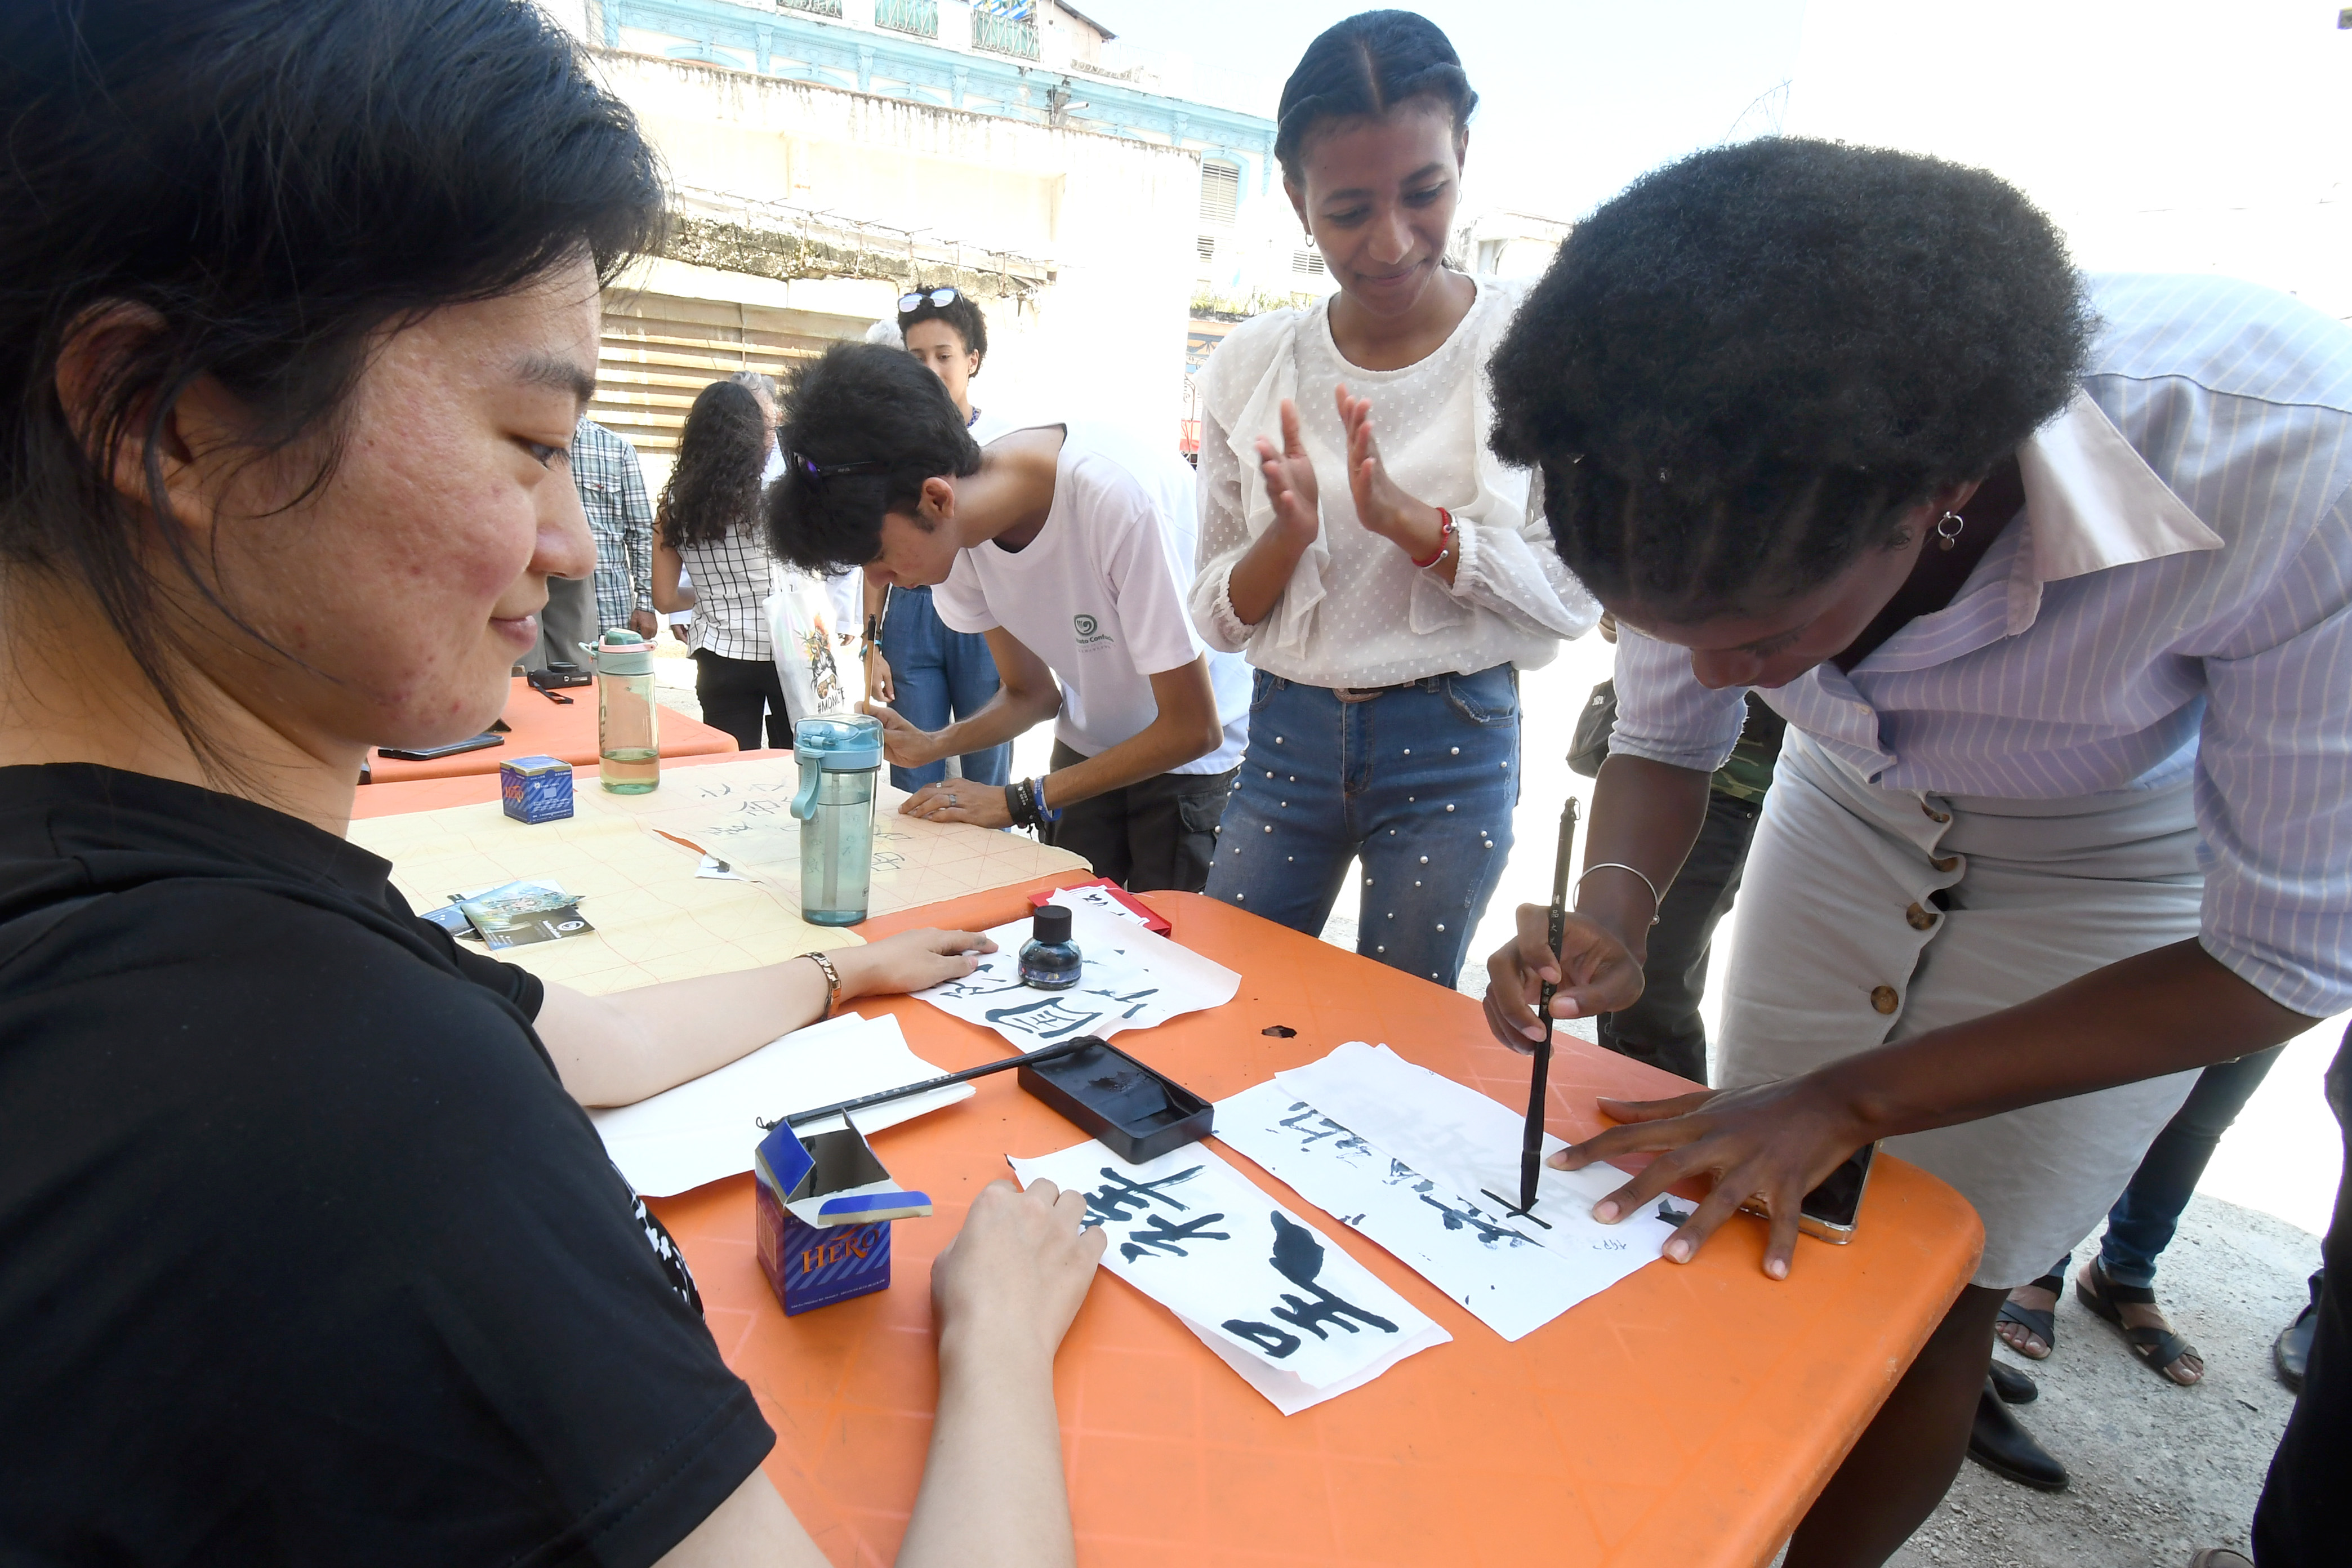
1019, 904, 1082, 990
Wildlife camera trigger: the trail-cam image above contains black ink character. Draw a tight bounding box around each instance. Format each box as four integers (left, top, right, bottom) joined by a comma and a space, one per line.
1118, 1211, 1231, 1262
933, 970, 1029, 1003
1262, 1211, 1398, 1342
984, 996, 1111, 1039
1656, 1198, 1692, 1226
1081, 1165, 1204, 1227
1101, 987, 1160, 1020
1277, 1103, 1348, 1147
1220, 1318, 1303, 1358
1415, 1191, 1533, 1247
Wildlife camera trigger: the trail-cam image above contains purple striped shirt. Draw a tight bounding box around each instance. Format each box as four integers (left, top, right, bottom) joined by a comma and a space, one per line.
1610, 273, 2352, 1017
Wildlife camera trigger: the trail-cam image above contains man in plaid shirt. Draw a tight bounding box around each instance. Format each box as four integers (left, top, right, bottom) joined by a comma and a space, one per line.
532, 417, 656, 667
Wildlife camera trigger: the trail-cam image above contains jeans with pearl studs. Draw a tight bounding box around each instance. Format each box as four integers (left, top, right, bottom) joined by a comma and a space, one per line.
1203, 665, 1520, 988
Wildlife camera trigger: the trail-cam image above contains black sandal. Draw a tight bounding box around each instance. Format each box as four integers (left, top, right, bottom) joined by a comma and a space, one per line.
1995, 1273, 2062, 1358
2076, 1257, 2200, 1384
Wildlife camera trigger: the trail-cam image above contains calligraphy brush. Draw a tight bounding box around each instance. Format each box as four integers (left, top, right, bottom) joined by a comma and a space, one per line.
762, 1037, 1094, 1130
862, 583, 888, 706
1520, 796, 1579, 1215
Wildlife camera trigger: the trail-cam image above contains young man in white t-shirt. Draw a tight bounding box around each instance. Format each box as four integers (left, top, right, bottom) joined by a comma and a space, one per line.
768, 343, 1250, 892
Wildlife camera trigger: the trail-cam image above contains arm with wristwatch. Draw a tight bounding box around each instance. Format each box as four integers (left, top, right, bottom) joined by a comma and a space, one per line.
864, 627, 1226, 832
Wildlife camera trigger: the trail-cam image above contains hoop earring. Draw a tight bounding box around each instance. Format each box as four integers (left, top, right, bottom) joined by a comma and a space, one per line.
1935, 510, 1965, 551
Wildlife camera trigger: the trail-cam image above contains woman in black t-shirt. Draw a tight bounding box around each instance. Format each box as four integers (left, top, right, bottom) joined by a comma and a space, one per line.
0, 5, 1103, 1566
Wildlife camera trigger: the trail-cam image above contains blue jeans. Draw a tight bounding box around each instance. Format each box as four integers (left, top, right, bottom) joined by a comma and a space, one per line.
879, 585, 1011, 792
1204, 665, 1520, 988
2053, 1043, 2286, 1288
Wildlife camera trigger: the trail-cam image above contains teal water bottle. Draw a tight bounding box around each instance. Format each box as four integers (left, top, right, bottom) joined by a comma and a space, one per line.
789, 714, 883, 924
583, 629, 660, 794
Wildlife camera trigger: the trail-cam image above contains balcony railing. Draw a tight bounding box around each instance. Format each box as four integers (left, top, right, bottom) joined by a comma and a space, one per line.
775, 0, 842, 16
875, 0, 937, 38
971, 11, 1039, 59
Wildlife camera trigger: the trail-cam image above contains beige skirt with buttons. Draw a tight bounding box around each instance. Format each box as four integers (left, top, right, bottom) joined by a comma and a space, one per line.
1718, 729, 2204, 1289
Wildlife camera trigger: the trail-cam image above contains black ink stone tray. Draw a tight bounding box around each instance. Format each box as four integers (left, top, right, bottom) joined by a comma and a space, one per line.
1017, 1036, 1213, 1163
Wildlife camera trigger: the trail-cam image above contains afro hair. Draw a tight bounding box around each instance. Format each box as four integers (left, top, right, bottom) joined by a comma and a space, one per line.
1487, 137, 2092, 620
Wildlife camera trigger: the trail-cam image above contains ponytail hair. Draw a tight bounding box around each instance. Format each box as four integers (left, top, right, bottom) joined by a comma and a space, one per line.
1273, 10, 1477, 184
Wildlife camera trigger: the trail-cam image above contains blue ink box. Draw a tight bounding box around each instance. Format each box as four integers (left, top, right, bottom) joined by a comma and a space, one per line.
500, 755, 574, 823
752, 1119, 933, 1316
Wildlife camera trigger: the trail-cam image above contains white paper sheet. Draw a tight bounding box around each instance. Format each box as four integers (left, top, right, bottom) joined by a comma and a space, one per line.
915, 905, 1239, 1046
1272, 1043, 1678, 1279
1043, 884, 1152, 929
1009, 1141, 1447, 1409
1216, 1080, 1604, 1342
590, 1012, 971, 1197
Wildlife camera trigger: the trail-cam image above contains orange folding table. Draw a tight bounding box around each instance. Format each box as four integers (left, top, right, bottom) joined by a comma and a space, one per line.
641, 886, 1983, 1568
362, 675, 736, 783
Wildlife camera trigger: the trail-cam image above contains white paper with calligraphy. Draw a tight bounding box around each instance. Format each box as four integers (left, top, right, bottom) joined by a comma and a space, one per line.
1215, 1079, 1605, 1342
1008, 1141, 1448, 1413
914, 905, 1239, 1046
1271, 1043, 1677, 1291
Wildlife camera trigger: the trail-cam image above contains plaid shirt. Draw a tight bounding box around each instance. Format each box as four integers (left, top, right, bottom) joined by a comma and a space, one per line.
570, 418, 654, 629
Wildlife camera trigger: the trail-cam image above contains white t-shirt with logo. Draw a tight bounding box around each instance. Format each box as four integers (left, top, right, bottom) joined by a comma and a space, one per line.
932, 424, 1251, 774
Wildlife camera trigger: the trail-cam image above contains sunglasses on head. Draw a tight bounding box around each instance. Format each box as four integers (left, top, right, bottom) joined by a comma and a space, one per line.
898, 286, 961, 313
790, 452, 890, 492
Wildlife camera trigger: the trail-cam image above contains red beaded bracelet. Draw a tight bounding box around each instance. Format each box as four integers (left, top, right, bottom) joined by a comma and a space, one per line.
1409, 508, 1456, 569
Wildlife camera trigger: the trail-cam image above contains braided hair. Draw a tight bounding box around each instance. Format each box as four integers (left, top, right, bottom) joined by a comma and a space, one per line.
1273, 10, 1477, 183
1488, 139, 2092, 621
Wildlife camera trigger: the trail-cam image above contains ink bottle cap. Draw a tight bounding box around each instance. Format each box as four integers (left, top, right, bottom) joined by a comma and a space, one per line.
1019, 904, 1081, 991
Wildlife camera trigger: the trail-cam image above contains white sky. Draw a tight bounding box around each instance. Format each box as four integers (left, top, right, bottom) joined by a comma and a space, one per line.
1087, 1, 2350, 318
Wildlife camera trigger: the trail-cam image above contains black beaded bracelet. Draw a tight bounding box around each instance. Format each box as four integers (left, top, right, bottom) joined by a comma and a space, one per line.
1003, 776, 1057, 832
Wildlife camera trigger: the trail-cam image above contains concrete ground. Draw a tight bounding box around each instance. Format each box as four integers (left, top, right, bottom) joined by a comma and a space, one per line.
1890, 1197, 2318, 1568
672, 613, 2342, 1566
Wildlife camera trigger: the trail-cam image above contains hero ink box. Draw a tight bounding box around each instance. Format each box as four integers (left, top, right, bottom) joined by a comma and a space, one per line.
499, 754, 574, 823
752, 1119, 933, 1315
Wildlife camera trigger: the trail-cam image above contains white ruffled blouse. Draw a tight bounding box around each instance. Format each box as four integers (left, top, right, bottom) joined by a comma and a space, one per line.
1188, 273, 1598, 688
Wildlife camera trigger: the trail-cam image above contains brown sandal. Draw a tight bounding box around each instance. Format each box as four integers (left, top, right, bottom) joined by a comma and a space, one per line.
2077, 1257, 2201, 1385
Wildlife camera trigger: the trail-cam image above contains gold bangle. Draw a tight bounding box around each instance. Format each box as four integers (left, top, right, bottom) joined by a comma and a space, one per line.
803, 950, 843, 1014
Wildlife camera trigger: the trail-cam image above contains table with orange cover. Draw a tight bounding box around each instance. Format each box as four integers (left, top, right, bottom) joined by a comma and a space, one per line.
362, 675, 736, 783
648, 885, 1983, 1568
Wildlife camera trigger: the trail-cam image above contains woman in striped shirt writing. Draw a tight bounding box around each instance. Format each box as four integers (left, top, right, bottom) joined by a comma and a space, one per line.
1482, 140, 2352, 1567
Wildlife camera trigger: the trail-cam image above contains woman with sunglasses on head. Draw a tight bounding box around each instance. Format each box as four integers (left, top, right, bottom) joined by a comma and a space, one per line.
1188, 10, 1598, 989
0, 3, 1108, 1562
652, 378, 792, 751
1480, 138, 2352, 1566
865, 285, 1015, 794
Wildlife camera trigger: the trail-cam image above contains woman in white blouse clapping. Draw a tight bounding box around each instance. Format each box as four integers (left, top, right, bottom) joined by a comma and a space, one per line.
1188, 11, 1597, 988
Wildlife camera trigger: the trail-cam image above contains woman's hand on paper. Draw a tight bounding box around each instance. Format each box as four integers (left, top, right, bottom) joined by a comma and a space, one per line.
861, 700, 938, 767
1481, 901, 1647, 1053
932, 1178, 1106, 1367
1551, 1076, 1872, 1282
1253, 398, 1321, 545
902, 779, 1012, 829
832, 928, 996, 1000
1335, 383, 1449, 565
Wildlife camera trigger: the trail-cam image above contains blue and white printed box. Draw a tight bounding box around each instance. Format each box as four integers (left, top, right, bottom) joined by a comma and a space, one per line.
499, 754, 574, 823
752, 1119, 933, 1316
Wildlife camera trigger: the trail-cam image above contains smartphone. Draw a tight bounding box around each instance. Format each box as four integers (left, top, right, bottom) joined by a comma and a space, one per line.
1736, 1143, 1877, 1244
528, 662, 593, 691
377, 732, 503, 762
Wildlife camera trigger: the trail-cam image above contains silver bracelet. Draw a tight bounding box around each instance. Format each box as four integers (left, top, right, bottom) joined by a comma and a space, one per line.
802, 950, 843, 1014
1577, 862, 1663, 926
